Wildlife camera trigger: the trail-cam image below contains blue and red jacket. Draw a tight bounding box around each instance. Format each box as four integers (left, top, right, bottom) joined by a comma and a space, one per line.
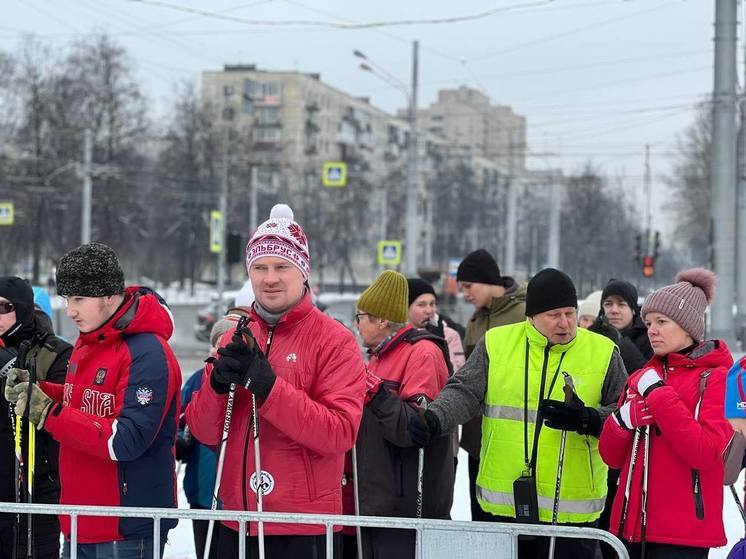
40, 286, 181, 543
726, 355, 746, 420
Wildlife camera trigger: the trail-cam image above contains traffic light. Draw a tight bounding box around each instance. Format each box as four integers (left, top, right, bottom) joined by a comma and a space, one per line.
653, 230, 661, 260
227, 233, 243, 264
642, 255, 655, 277
634, 234, 642, 263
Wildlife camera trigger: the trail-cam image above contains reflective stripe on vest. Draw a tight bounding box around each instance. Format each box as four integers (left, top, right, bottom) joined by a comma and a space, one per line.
476, 486, 607, 515
484, 404, 537, 423
477, 320, 615, 524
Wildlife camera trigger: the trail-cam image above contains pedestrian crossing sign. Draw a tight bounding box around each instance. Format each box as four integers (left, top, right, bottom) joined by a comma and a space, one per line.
322, 162, 347, 187
0, 203, 13, 226
377, 240, 402, 266
209, 210, 223, 254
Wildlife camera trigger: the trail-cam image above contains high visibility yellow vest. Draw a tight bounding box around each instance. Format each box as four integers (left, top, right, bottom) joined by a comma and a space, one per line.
477, 319, 614, 523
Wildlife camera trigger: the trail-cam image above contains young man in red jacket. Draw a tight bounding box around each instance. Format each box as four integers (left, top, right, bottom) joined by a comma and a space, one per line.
186, 204, 366, 558
5, 243, 182, 559
355, 270, 454, 559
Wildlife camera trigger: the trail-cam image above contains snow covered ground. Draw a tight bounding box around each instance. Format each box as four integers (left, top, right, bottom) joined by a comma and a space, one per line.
162, 453, 744, 558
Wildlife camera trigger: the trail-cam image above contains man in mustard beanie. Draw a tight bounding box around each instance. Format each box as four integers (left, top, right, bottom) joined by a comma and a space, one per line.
354, 270, 454, 559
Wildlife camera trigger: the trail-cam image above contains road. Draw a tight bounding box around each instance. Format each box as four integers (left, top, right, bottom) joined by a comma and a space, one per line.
52, 302, 210, 380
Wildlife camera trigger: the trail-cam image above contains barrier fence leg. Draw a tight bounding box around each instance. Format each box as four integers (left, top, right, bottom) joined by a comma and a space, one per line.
326, 523, 334, 559
153, 515, 161, 559
238, 521, 246, 559
351, 445, 363, 559
70, 514, 78, 559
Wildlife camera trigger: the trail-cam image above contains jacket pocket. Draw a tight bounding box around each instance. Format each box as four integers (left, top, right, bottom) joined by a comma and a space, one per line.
691, 470, 704, 520
394, 448, 404, 497
585, 437, 595, 490
301, 448, 317, 501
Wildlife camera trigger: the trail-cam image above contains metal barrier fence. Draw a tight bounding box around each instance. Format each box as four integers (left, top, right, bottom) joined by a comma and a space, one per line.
0, 502, 630, 559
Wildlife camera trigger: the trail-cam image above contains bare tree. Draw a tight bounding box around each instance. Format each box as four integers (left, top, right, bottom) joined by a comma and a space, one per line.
664, 102, 711, 265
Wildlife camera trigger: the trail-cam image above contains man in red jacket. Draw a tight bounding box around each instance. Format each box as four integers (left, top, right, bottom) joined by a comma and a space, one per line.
5, 243, 182, 559
355, 270, 454, 559
187, 204, 366, 558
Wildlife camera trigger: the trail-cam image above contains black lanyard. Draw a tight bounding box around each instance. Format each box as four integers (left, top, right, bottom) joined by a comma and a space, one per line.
523, 339, 566, 475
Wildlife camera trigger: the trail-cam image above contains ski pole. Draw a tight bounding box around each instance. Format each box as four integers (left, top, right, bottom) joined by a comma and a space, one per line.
415, 396, 428, 519
203, 316, 250, 559
640, 426, 651, 559
25, 354, 37, 559
237, 318, 266, 559
618, 427, 642, 535
251, 392, 265, 559
13, 409, 22, 559
548, 373, 574, 559
351, 445, 363, 559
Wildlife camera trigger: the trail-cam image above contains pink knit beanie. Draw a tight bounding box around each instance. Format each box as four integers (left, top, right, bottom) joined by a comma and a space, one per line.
640, 268, 716, 341
245, 204, 310, 279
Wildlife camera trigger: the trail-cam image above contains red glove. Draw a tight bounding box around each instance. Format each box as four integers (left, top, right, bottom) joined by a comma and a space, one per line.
364, 369, 384, 404
613, 391, 654, 431
629, 368, 665, 398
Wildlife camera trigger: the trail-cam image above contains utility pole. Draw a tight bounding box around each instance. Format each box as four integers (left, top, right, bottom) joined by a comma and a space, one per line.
547, 171, 561, 269
644, 144, 652, 236
504, 132, 518, 274
81, 129, 92, 245
405, 40, 419, 276
217, 121, 230, 302
736, 5, 746, 342
710, 0, 738, 347
250, 165, 259, 234
424, 194, 433, 268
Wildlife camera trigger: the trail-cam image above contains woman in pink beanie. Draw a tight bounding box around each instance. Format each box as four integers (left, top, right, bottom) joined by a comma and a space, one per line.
599, 268, 734, 559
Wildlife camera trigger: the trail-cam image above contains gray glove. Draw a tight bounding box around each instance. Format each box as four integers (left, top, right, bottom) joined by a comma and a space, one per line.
15, 382, 54, 430
5, 368, 30, 404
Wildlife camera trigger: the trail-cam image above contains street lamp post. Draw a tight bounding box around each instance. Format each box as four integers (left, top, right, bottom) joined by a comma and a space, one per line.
355, 41, 420, 276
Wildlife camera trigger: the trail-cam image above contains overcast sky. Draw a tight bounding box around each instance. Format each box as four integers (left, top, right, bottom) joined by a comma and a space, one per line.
1, 0, 723, 231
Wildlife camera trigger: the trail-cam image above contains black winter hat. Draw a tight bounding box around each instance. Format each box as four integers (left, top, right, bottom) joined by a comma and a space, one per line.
56, 243, 125, 297
407, 278, 437, 306
525, 268, 577, 317
0, 277, 34, 327
456, 249, 502, 285
601, 279, 640, 316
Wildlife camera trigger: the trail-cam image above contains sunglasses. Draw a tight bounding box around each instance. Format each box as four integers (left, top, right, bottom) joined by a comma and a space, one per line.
0, 302, 14, 315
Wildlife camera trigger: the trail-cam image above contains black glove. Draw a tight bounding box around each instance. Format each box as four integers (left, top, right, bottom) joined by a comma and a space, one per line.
408, 409, 441, 448
210, 328, 276, 399
175, 436, 193, 462
539, 392, 601, 436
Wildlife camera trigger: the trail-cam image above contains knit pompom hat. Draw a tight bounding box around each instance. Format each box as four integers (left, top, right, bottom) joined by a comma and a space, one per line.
245, 204, 310, 279
641, 268, 716, 341
578, 290, 602, 319
56, 243, 125, 297
358, 271, 409, 324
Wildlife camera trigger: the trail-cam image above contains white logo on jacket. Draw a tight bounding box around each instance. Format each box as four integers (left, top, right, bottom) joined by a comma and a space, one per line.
286, 353, 297, 362
250, 470, 275, 495
81, 389, 115, 417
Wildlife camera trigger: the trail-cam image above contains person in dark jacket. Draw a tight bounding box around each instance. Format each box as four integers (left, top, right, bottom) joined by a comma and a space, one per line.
355, 271, 454, 559
0, 277, 71, 559
600, 279, 653, 368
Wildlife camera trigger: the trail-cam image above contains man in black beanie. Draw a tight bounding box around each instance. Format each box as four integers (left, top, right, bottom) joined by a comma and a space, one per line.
407, 268, 627, 558
599, 279, 653, 364
0, 278, 71, 559
455, 249, 527, 521
4, 243, 181, 559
